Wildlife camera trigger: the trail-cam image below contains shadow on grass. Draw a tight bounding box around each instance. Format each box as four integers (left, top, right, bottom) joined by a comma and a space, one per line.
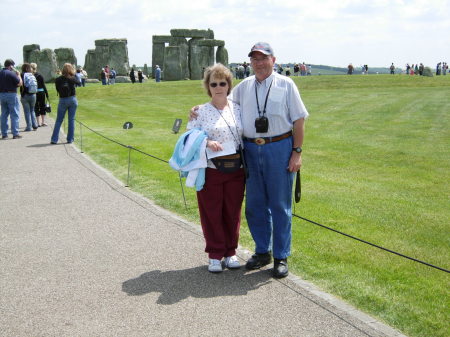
122, 267, 272, 305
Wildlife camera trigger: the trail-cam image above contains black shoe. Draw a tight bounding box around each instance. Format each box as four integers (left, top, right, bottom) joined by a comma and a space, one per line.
13, 135, 22, 139
1, 135, 7, 139
50, 141, 57, 144
273, 258, 289, 278
245, 253, 272, 270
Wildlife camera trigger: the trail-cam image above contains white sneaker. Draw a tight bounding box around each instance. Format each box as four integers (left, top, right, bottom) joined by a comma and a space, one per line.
208, 259, 223, 273
224, 255, 241, 269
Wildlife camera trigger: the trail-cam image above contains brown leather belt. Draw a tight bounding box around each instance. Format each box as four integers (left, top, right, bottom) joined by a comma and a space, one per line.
243, 131, 292, 145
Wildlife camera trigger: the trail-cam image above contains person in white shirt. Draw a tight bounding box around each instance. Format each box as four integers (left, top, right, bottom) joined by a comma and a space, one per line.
187, 63, 245, 273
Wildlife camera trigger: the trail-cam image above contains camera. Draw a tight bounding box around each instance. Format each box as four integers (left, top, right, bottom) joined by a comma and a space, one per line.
255, 116, 269, 133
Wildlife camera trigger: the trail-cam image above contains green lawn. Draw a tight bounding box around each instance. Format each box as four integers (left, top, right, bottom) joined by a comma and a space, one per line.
50, 75, 449, 337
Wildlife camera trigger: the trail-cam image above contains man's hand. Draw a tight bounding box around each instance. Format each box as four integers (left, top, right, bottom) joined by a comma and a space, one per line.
189, 106, 199, 121
287, 152, 302, 172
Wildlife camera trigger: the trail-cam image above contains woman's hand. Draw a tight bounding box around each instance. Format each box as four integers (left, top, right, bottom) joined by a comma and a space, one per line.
207, 140, 223, 151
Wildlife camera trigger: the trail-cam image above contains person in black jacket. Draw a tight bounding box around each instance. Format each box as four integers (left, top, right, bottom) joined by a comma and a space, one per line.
50, 63, 80, 144
30, 63, 49, 127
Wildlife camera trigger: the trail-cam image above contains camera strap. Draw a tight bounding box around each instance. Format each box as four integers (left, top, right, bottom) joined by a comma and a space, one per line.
255, 79, 273, 117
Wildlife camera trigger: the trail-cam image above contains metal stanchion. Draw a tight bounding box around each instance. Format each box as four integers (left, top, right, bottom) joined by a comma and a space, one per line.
126, 146, 132, 187
178, 171, 187, 210
79, 121, 83, 153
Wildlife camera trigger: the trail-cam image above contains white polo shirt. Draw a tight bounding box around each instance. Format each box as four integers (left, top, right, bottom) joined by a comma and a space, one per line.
229, 72, 309, 138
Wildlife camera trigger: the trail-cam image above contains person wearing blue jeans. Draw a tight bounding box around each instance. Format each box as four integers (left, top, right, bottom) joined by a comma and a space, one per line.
51, 63, 80, 144
230, 42, 309, 278
20, 63, 38, 131
0, 59, 23, 139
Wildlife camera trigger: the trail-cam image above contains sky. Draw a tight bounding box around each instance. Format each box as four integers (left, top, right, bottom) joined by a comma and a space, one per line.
1, 0, 449, 69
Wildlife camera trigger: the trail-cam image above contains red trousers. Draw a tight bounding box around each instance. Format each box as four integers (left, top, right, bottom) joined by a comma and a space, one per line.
197, 168, 245, 260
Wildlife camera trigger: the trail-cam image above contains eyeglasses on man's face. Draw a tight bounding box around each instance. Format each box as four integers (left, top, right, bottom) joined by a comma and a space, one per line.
209, 81, 227, 88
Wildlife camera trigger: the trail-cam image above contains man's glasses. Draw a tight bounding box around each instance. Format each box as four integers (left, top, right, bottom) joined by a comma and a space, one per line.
209, 82, 227, 87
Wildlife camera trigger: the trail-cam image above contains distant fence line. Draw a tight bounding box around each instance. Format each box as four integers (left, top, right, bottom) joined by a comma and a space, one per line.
72, 119, 449, 274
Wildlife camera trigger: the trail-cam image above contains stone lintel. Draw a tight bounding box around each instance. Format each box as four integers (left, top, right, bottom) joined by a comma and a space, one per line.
197, 39, 225, 47
152, 35, 173, 44
170, 29, 213, 39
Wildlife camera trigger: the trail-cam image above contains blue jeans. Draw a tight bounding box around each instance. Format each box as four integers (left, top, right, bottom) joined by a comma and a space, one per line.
21, 94, 38, 130
244, 136, 294, 259
0, 92, 20, 137
51, 96, 78, 143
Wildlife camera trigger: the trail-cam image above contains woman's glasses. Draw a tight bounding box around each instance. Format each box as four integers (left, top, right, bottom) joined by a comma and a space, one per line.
209, 82, 227, 87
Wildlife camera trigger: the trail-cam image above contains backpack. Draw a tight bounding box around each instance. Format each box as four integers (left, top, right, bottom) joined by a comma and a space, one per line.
57, 77, 71, 98
25, 73, 38, 94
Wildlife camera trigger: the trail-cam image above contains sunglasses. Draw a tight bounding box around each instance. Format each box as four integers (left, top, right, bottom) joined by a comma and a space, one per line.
209, 82, 227, 88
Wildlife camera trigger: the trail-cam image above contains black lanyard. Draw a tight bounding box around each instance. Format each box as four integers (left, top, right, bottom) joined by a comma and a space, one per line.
255, 79, 273, 117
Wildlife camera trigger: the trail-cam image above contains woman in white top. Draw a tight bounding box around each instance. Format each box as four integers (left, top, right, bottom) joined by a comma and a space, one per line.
187, 63, 245, 273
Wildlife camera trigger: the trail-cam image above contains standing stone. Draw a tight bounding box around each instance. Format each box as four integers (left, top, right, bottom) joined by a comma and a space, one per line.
170, 37, 189, 79
84, 38, 130, 79
28, 48, 59, 82
143, 63, 149, 76
23, 44, 41, 63
54, 48, 77, 69
152, 35, 172, 78
216, 46, 228, 66
189, 38, 212, 80
163, 46, 183, 81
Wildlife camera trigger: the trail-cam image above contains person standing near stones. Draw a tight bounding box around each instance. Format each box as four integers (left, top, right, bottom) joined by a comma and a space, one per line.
0, 59, 23, 139
51, 63, 81, 144
191, 42, 309, 278
130, 68, 136, 83
138, 69, 143, 83
30, 63, 49, 127
155, 65, 161, 82
20, 63, 39, 132
100, 68, 107, 85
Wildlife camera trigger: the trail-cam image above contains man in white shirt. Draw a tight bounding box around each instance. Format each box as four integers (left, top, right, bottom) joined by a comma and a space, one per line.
230, 42, 309, 278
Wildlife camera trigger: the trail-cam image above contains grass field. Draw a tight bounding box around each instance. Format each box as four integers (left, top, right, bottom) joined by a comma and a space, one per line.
49, 74, 449, 337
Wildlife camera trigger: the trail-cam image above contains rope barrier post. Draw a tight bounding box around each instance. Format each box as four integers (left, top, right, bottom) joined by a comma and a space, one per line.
178, 171, 188, 210
125, 146, 132, 187
79, 121, 83, 153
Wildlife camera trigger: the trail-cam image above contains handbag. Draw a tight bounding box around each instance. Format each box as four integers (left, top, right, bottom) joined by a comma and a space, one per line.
211, 153, 242, 173
45, 98, 51, 113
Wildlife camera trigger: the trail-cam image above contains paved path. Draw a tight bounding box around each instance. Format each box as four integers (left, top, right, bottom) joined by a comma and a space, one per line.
0, 110, 406, 336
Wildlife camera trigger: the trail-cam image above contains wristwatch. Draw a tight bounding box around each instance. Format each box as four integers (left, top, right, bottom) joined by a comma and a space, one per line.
292, 147, 302, 153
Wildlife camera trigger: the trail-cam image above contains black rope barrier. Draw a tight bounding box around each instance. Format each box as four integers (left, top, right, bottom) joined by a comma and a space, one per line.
75, 120, 449, 274
293, 214, 449, 274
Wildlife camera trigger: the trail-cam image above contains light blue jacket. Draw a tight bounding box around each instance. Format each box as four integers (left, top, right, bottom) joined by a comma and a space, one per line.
169, 128, 208, 191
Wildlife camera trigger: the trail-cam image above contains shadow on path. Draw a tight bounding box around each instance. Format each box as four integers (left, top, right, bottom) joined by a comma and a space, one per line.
122, 266, 272, 305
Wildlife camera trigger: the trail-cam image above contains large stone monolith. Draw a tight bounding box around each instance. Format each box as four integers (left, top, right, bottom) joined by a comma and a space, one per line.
54, 48, 77, 69
27, 48, 59, 82
216, 46, 228, 66
189, 38, 213, 80
163, 46, 183, 81
84, 38, 130, 78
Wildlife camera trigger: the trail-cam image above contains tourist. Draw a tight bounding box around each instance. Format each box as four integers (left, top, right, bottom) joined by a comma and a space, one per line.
285, 65, 291, 76
191, 42, 309, 278
0, 59, 23, 139
20, 63, 38, 132
105, 65, 110, 84
347, 63, 354, 74
110, 68, 116, 84
30, 63, 49, 127
100, 68, 107, 85
155, 65, 161, 82
50, 63, 81, 144
75, 69, 83, 87
81, 68, 88, 87
184, 63, 245, 273
138, 69, 143, 83
390, 63, 395, 74
130, 68, 136, 83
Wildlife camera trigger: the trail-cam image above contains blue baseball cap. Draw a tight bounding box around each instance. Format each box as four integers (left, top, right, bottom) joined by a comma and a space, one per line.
248, 42, 274, 57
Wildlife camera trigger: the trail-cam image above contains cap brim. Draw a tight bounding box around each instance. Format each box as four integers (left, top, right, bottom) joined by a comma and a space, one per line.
248, 49, 271, 57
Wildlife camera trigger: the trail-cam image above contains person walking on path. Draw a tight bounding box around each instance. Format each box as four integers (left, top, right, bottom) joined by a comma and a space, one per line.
31, 63, 49, 127
0, 59, 23, 139
185, 64, 245, 273
51, 63, 81, 144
